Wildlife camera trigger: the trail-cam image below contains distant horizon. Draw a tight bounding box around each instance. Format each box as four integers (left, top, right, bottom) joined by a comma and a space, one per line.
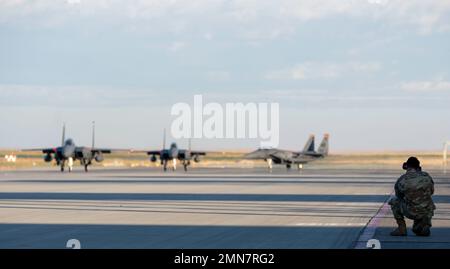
1, 146, 447, 154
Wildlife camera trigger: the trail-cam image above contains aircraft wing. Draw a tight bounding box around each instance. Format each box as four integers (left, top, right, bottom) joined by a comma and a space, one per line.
91, 149, 112, 154
21, 148, 56, 154
268, 152, 285, 163
98, 148, 132, 153
244, 149, 273, 160
146, 151, 162, 156
190, 151, 206, 156
73, 147, 116, 155
301, 152, 324, 157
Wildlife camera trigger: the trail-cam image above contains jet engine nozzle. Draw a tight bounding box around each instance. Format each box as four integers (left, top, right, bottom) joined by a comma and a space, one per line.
44, 154, 53, 163
94, 153, 104, 162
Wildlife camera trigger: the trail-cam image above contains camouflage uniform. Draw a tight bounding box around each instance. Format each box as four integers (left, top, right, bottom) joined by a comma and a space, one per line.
389, 169, 436, 235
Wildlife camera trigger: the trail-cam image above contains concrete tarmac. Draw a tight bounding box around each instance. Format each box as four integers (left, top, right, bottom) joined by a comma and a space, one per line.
0, 167, 449, 249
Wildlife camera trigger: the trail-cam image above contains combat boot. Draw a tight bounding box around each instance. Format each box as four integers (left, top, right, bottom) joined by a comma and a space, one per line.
390, 219, 407, 236
417, 225, 430, 236
413, 218, 431, 237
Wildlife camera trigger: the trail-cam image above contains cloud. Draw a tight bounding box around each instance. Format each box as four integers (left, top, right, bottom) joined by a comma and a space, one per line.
266, 61, 381, 80
66, 0, 81, 5
401, 79, 450, 92
206, 71, 231, 81
0, 0, 449, 36
0, 84, 159, 107
167, 41, 187, 52
384, 1, 450, 34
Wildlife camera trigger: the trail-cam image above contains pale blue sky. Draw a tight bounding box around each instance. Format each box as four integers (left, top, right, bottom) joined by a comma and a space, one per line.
0, 0, 449, 151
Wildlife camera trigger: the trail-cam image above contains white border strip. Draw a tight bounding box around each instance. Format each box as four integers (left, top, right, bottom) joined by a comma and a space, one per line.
354, 193, 394, 249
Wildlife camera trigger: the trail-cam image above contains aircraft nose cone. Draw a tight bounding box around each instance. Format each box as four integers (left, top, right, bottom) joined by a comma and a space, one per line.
243, 150, 262, 159
62, 148, 71, 158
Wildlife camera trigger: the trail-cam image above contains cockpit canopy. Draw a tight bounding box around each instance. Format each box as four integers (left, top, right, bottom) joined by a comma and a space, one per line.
170, 143, 177, 149
64, 139, 75, 146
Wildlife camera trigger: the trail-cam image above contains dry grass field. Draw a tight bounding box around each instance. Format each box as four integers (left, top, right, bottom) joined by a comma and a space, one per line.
0, 149, 447, 171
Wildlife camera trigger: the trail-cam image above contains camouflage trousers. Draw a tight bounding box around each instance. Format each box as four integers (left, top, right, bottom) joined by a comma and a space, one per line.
389, 197, 433, 232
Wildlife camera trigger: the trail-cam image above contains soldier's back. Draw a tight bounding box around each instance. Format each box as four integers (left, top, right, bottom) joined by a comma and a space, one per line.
401, 170, 435, 217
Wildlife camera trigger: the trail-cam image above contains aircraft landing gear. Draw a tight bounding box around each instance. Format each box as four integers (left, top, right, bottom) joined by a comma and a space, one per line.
286, 164, 291, 170
80, 158, 90, 173
172, 158, 177, 171
163, 160, 168, 171
68, 157, 73, 173
60, 160, 65, 172
183, 160, 190, 172
297, 164, 303, 170
266, 159, 273, 172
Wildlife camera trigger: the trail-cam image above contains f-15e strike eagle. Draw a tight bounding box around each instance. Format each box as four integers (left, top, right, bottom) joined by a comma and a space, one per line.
244, 134, 329, 171
143, 129, 206, 172
23, 122, 115, 172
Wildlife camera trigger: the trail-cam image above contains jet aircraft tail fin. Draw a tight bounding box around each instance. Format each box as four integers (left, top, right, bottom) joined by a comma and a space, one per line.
61, 123, 66, 147
163, 128, 167, 149
302, 134, 315, 153
92, 121, 96, 149
317, 134, 329, 156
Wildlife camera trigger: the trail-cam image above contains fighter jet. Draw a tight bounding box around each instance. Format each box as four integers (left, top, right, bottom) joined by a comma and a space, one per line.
23, 122, 112, 172
145, 130, 206, 171
244, 134, 329, 171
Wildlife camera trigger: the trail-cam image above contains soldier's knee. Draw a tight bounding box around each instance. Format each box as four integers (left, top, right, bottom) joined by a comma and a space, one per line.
389, 197, 401, 207
390, 200, 401, 211
389, 198, 404, 219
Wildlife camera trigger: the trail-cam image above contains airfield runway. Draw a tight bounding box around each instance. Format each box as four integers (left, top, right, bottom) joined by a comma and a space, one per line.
0, 167, 449, 249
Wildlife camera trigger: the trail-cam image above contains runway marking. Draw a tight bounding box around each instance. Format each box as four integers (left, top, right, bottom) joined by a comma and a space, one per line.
295, 223, 367, 227
354, 192, 394, 249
